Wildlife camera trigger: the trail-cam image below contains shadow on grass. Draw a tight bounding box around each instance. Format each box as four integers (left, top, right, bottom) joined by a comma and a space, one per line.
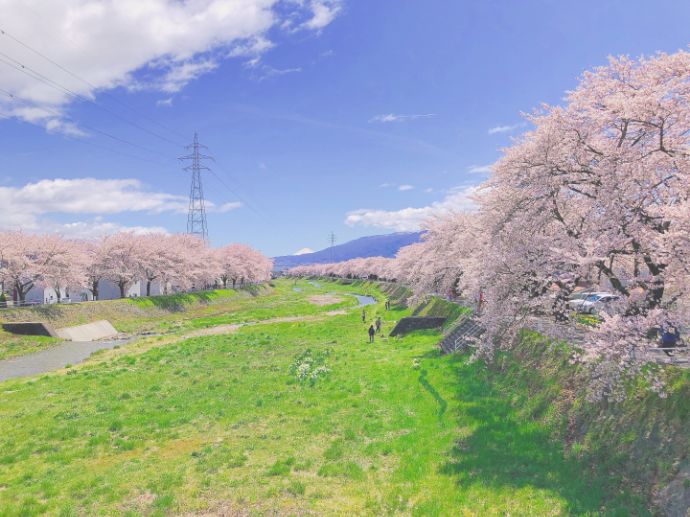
439, 355, 648, 515
418, 368, 447, 419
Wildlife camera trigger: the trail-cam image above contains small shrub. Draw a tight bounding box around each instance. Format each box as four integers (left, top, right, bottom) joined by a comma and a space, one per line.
289, 349, 331, 385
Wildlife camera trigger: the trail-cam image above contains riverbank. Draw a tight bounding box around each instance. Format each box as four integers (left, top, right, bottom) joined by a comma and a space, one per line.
0, 278, 648, 515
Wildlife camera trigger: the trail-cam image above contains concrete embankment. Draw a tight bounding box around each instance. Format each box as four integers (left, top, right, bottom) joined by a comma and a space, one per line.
55, 320, 118, 342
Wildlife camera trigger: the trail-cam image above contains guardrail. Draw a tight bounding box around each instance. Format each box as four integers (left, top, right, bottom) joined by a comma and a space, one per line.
0, 300, 44, 309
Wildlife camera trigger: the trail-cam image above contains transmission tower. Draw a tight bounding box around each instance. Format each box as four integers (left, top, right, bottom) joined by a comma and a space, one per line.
329, 231, 336, 262
179, 132, 212, 242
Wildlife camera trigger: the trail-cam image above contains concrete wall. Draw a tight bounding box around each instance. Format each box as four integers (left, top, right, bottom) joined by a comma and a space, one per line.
389, 317, 447, 337
2, 322, 59, 338
55, 320, 118, 341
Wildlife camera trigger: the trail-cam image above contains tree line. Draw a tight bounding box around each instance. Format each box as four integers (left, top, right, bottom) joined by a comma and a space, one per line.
0, 232, 273, 302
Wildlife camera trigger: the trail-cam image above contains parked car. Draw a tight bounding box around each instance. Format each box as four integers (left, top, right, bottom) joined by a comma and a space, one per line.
567, 292, 619, 314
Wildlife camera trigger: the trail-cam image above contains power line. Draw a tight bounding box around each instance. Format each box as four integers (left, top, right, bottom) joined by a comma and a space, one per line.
0, 87, 175, 162
0, 27, 188, 143
211, 161, 273, 220
0, 51, 183, 147
0, 33, 267, 221
206, 164, 270, 222
1, 88, 265, 218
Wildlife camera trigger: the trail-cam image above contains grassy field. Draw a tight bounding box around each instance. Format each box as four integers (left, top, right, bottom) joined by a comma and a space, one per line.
0, 279, 648, 515
0, 282, 357, 360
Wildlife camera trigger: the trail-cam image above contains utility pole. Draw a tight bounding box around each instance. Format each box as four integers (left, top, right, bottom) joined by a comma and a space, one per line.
329, 231, 336, 262
179, 132, 212, 242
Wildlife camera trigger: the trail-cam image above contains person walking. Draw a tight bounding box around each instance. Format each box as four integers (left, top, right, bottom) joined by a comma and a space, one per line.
660, 324, 681, 357
361, 309, 366, 323
477, 290, 485, 315
368, 324, 376, 343
375, 316, 381, 333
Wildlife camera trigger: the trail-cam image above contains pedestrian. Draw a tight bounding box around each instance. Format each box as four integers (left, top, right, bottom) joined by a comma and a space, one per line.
477, 290, 485, 315
660, 323, 681, 357
385, 299, 390, 310
361, 309, 366, 323
375, 316, 381, 333
368, 324, 375, 343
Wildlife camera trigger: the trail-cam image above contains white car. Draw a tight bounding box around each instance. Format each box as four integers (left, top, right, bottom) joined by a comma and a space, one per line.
568, 292, 619, 314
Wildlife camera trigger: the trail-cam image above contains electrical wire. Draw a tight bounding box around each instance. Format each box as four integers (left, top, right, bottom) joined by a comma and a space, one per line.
0, 32, 269, 220
0, 26, 188, 143
0, 88, 174, 168
0, 51, 183, 147
0, 87, 175, 162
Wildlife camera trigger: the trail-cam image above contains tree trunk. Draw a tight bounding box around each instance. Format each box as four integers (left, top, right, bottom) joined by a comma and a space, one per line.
146, 280, 152, 297
14, 280, 31, 302
90, 280, 99, 301
119, 281, 126, 298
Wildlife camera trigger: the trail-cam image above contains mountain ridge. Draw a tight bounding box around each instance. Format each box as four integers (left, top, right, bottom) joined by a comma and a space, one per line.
272, 231, 422, 270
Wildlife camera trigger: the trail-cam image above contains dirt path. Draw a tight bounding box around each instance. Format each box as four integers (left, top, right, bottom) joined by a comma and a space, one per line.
0, 292, 377, 381
182, 313, 343, 338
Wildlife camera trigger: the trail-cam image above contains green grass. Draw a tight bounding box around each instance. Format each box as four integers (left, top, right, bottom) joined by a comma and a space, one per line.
0, 331, 60, 361
0, 279, 651, 515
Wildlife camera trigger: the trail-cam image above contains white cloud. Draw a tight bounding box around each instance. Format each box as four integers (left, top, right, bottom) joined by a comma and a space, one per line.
247, 61, 302, 81
212, 201, 244, 213
424, 187, 433, 193
398, 184, 414, 191
42, 219, 171, 239
156, 97, 174, 107
0, 1, 341, 132
467, 163, 493, 174
0, 177, 240, 235
345, 185, 480, 231
369, 113, 436, 123
487, 122, 525, 135
293, 247, 314, 255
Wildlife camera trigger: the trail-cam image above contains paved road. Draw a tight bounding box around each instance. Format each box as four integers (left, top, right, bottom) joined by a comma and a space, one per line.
0, 338, 130, 382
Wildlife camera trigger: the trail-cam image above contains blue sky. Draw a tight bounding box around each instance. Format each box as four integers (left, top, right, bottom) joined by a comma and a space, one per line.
1, 0, 689, 256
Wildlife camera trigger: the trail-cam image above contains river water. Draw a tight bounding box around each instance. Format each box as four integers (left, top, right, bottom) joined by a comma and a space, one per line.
353, 294, 376, 307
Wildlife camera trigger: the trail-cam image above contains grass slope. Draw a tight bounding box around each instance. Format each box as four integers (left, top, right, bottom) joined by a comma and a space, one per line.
490, 330, 690, 514
0, 280, 648, 515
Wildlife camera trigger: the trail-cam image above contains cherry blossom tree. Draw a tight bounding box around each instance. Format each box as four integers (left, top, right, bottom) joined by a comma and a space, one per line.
216, 244, 273, 288
0, 232, 43, 301
36, 235, 86, 302
82, 238, 109, 301
134, 234, 176, 297
99, 232, 144, 298
475, 48, 690, 391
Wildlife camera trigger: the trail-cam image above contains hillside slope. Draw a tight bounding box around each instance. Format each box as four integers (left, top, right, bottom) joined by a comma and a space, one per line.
273, 231, 422, 270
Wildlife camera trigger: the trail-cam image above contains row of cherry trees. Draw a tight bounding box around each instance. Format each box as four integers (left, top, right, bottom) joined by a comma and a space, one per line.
0, 232, 273, 301
290, 49, 690, 398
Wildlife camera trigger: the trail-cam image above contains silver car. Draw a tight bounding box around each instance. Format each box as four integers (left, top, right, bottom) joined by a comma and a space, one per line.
568, 292, 619, 314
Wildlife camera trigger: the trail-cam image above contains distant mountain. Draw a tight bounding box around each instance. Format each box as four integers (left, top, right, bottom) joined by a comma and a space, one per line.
273, 231, 423, 271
